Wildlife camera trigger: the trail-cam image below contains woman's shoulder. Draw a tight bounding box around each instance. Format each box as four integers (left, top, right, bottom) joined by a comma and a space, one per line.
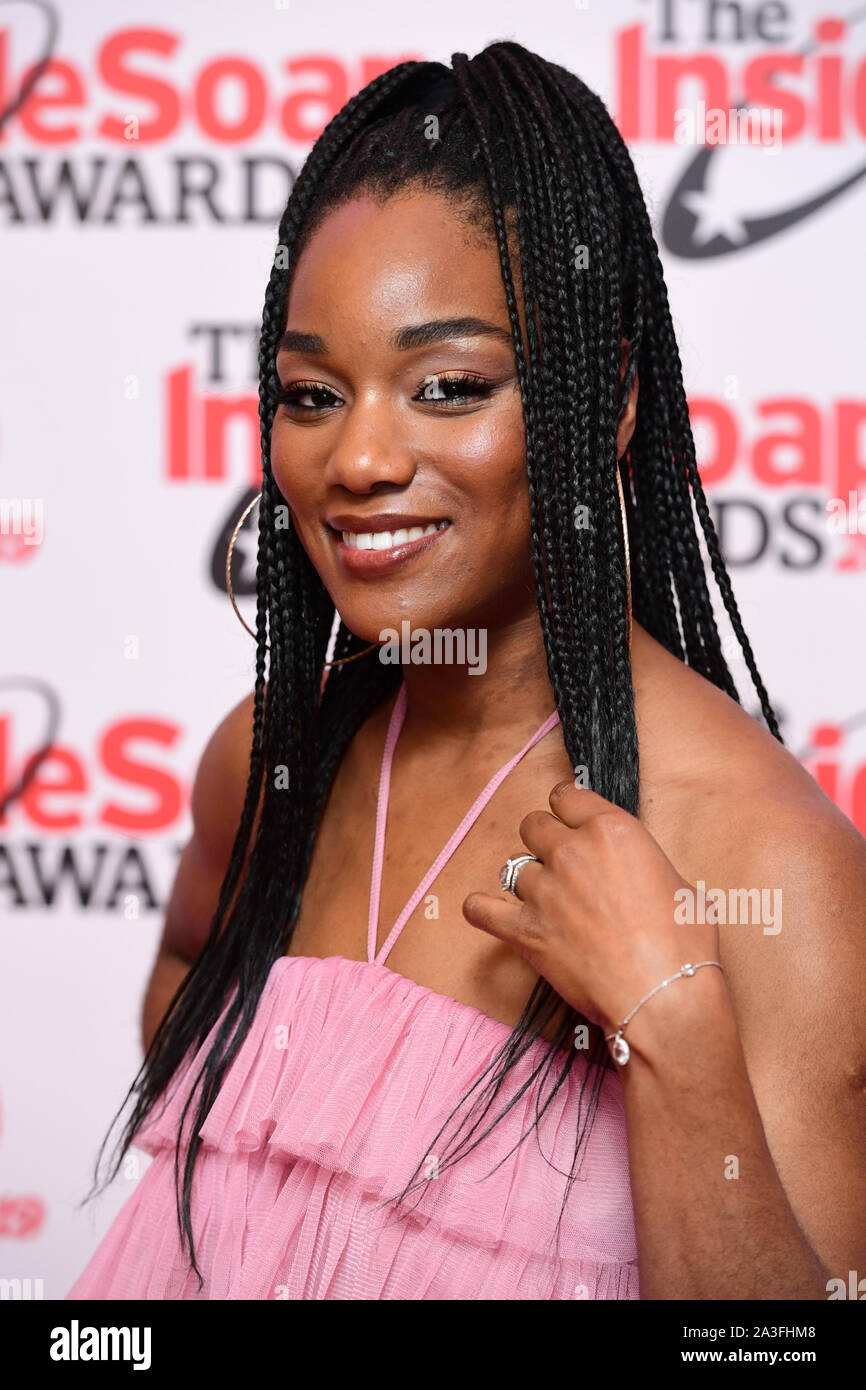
632, 622, 840, 834
633, 626, 866, 991
632, 623, 866, 952
188, 689, 259, 866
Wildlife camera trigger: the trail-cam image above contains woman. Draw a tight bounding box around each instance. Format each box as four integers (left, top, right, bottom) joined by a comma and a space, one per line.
69, 42, 866, 1301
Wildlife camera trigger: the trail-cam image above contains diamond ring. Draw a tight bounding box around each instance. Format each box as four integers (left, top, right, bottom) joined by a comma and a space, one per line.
499, 854, 540, 897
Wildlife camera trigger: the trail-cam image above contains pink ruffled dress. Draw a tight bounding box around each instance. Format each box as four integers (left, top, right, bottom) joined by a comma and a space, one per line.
67, 684, 639, 1300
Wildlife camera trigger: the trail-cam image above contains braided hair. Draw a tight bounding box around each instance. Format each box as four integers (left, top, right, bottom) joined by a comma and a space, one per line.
89, 42, 781, 1284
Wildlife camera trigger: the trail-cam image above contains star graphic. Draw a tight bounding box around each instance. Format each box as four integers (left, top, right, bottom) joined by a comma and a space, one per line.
680, 188, 749, 247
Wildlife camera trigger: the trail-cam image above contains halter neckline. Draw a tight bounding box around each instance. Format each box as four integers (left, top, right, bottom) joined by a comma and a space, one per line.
366, 682, 561, 966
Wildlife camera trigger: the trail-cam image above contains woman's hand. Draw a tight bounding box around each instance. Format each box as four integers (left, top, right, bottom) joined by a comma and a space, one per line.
462, 780, 721, 1039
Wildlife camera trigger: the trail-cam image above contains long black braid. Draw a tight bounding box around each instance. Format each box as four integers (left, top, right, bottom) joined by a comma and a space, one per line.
86, 42, 782, 1284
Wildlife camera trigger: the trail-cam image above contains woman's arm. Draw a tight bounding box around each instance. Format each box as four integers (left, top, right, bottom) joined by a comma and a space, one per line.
464, 783, 866, 1300
617, 966, 828, 1299
141, 691, 257, 1053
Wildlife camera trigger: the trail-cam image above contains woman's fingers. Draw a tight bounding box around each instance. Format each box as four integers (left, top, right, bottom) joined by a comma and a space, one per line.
462, 890, 520, 940
547, 780, 625, 828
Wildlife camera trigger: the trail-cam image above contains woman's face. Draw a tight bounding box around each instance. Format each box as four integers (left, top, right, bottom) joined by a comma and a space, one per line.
270, 187, 536, 645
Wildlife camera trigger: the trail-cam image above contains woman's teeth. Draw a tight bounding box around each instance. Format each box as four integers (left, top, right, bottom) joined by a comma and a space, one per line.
340, 521, 448, 551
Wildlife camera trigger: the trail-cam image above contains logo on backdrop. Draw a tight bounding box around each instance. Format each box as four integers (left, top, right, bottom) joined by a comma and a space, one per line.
693, 391, 866, 572
0, 677, 189, 911
3, 5, 864, 247
0, 12, 418, 225
614, 3, 866, 257
796, 708, 866, 838
160, 320, 261, 598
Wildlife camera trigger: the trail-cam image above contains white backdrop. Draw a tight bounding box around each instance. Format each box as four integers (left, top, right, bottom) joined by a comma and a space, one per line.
1, 0, 864, 1299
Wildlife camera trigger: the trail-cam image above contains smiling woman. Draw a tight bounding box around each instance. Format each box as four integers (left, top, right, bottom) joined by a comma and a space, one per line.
272, 195, 536, 606
68, 41, 866, 1302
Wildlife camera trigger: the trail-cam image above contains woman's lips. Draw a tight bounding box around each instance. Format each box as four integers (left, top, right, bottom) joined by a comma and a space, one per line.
331, 521, 450, 575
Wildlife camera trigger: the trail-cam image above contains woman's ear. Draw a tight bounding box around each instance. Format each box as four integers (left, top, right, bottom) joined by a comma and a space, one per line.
616, 336, 638, 460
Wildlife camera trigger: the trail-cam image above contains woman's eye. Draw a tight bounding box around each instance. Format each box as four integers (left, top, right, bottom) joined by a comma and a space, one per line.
275, 381, 341, 413
414, 373, 495, 405
274, 373, 496, 414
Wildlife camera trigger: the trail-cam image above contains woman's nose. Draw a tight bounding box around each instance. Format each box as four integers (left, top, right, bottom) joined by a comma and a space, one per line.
322, 393, 416, 493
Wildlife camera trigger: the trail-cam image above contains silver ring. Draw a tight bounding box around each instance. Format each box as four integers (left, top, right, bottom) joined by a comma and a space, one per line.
499, 854, 539, 897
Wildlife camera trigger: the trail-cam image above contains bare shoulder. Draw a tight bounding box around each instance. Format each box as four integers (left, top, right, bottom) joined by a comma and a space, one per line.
154, 689, 260, 968
189, 689, 260, 865
632, 624, 866, 1067
631, 622, 857, 849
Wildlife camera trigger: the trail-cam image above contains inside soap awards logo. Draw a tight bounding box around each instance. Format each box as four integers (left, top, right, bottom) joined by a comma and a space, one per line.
691, 393, 866, 576
0, 680, 189, 912
799, 713, 866, 837
612, 3, 866, 257
0, 21, 419, 225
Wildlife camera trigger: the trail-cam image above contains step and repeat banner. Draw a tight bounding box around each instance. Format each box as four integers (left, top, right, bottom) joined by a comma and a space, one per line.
1, 0, 864, 1299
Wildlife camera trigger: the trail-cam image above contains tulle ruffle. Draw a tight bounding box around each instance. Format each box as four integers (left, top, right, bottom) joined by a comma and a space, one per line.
69, 955, 639, 1299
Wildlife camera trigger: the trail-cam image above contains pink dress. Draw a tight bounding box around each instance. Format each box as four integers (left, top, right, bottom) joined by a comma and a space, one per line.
67, 684, 639, 1300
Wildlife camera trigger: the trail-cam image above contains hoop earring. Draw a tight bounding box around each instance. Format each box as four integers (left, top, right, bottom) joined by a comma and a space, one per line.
615, 463, 633, 650
323, 641, 381, 667
225, 491, 380, 667
226, 491, 261, 641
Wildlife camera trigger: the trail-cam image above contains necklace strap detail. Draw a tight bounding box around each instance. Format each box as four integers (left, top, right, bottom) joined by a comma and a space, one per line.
367, 683, 560, 966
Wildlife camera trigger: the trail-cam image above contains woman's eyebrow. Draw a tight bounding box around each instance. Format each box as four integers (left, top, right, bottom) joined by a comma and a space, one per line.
276, 316, 513, 356
277, 329, 325, 355
390, 317, 514, 350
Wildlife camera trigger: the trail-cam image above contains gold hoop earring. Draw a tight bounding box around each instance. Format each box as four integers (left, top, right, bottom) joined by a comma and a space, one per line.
324, 643, 381, 668
225, 491, 380, 667
615, 462, 633, 650
226, 491, 262, 641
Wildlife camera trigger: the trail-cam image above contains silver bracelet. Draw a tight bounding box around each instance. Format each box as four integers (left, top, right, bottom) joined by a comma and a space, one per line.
604, 961, 724, 1065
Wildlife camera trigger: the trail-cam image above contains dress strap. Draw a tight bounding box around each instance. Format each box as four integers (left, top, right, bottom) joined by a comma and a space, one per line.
367, 682, 561, 966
